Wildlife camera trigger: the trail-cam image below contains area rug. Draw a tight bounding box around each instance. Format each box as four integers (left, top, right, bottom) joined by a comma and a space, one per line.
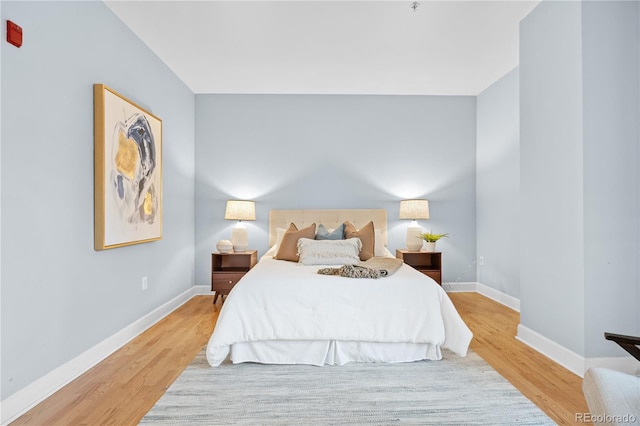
139, 349, 554, 425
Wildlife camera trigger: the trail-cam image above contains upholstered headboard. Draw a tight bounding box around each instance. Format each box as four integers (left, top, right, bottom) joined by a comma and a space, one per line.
269, 209, 387, 247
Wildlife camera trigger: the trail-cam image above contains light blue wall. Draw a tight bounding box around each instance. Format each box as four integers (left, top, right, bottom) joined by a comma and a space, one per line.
194, 95, 477, 286
1, 1, 195, 399
520, 0, 586, 355
3, 0, 636, 407
520, 0, 640, 358
582, 0, 640, 357
476, 68, 520, 298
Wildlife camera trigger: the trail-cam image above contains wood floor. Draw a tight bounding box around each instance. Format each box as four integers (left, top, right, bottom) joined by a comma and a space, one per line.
12, 292, 589, 425
449, 292, 589, 425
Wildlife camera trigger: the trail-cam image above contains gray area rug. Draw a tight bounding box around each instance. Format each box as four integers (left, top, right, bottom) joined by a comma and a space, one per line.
140, 348, 554, 425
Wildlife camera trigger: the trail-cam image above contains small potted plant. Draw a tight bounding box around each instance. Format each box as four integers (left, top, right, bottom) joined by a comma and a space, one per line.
419, 232, 449, 252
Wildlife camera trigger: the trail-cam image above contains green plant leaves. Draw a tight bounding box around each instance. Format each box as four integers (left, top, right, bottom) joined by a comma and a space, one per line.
419, 232, 449, 242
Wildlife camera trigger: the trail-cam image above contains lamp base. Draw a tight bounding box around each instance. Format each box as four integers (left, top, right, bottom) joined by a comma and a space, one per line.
406, 222, 423, 251
231, 225, 249, 252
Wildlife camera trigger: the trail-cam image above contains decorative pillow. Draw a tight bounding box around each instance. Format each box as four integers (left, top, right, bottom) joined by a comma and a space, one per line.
344, 221, 375, 261
297, 238, 361, 265
315, 223, 345, 240
274, 223, 316, 262
264, 226, 289, 258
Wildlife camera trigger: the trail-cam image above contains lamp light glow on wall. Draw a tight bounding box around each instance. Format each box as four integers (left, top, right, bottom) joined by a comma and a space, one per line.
224, 200, 256, 252
399, 199, 430, 251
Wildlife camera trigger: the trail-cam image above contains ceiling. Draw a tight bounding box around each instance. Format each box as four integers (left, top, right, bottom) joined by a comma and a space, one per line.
105, 0, 540, 96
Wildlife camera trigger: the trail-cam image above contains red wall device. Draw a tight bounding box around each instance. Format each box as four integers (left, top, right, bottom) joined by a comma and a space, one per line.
7, 20, 23, 48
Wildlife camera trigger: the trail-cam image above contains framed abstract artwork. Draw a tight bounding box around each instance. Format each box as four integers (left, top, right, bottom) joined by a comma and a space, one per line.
94, 84, 162, 250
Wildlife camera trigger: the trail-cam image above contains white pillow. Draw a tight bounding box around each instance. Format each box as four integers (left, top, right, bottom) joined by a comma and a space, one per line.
275, 227, 287, 246
380, 246, 395, 258
374, 229, 386, 257
297, 238, 362, 265
264, 245, 277, 258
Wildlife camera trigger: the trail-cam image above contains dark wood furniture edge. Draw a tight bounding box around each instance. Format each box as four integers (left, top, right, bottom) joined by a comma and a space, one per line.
395, 249, 442, 285
604, 332, 640, 362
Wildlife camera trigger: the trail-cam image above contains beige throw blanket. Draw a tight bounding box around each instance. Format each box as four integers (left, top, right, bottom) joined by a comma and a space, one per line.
317, 257, 404, 279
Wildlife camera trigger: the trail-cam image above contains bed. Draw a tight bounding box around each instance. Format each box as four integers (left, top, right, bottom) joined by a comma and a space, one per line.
206, 209, 472, 367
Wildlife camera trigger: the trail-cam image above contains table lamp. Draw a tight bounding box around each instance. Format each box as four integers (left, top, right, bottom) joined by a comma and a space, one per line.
224, 200, 256, 252
399, 199, 429, 251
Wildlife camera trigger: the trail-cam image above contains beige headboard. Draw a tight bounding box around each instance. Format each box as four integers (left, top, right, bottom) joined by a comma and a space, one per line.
269, 209, 387, 247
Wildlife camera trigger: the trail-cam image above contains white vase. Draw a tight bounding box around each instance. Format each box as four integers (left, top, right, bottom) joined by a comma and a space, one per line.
423, 242, 436, 252
216, 240, 233, 253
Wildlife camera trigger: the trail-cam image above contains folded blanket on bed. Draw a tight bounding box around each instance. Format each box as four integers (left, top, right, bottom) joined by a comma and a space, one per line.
317, 257, 404, 278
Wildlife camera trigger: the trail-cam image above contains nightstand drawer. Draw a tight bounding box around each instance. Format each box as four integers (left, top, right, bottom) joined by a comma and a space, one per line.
211, 250, 257, 304
212, 272, 243, 291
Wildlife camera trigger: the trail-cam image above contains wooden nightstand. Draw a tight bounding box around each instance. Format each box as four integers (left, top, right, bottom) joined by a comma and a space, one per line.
211, 250, 257, 304
396, 249, 442, 285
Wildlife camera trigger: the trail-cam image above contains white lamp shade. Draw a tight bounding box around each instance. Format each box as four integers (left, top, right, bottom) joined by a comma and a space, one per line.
399, 199, 430, 220
224, 200, 256, 221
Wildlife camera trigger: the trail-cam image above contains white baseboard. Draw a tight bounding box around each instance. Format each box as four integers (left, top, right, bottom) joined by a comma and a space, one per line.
442, 281, 477, 292
516, 324, 586, 377
445, 284, 637, 378
192, 284, 212, 295
443, 281, 520, 313
0, 285, 212, 425
516, 324, 639, 378
476, 282, 521, 312
585, 356, 640, 376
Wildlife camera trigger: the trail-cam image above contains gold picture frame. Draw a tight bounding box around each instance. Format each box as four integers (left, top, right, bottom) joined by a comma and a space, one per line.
94, 84, 162, 250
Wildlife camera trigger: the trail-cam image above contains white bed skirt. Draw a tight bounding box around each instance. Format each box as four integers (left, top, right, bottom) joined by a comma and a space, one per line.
230, 340, 443, 366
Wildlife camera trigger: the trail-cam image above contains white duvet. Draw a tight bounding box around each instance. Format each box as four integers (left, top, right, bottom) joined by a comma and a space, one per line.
206, 256, 473, 367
